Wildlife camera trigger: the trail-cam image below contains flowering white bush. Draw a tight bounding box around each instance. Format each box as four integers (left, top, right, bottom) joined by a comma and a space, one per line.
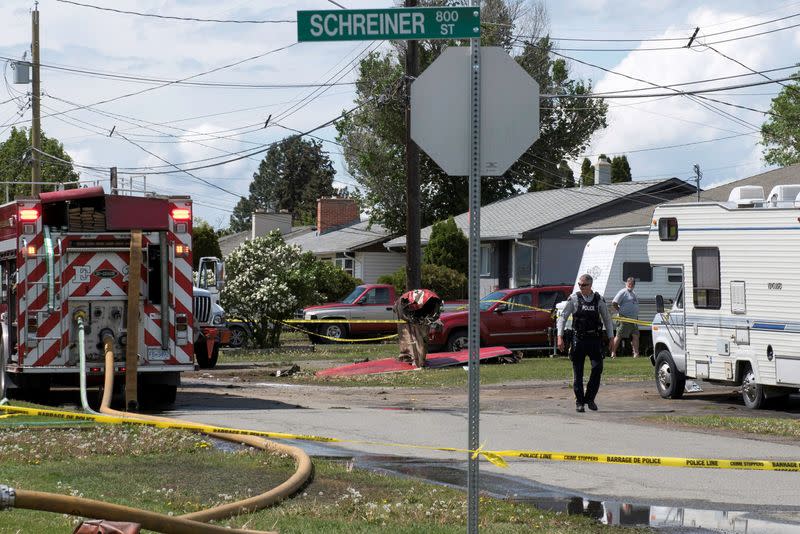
221, 231, 319, 347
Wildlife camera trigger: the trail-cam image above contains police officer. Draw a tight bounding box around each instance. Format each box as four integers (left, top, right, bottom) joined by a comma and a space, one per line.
557, 274, 614, 412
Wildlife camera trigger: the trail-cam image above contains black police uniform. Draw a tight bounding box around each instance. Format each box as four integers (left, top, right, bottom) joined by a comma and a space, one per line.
571, 292, 604, 406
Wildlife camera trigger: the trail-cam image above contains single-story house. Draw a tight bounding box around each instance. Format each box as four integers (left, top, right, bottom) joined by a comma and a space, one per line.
385, 170, 696, 295
571, 164, 799, 236
218, 211, 312, 257
285, 198, 405, 283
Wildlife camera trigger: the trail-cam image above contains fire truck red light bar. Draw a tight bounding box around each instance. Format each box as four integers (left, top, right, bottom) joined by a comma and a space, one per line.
19, 209, 39, 221
171, 208, 191, 221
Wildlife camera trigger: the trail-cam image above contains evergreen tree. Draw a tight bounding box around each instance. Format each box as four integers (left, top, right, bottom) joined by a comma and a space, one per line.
192, 220, 222, 270
580, 157, 594, 187
229, 136, 336, 232
558, 160, 575, 188
423, 216, 468, 274
610, 155, 632, 182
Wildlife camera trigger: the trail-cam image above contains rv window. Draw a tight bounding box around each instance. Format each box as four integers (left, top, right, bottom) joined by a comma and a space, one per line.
667, 267, 683, 283
658, 218, 678, 241
692, 247, 721, 309
622, 262, 653, 282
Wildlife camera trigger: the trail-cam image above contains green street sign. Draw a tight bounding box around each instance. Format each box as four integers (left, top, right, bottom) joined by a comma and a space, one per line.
297, 7, 480, 42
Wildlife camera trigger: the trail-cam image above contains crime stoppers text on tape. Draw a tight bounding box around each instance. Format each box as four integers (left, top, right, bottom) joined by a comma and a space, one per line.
3, 404, 800, 473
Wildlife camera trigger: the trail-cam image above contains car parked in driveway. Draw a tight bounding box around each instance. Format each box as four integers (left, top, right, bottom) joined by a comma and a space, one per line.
428, 285, 572, 352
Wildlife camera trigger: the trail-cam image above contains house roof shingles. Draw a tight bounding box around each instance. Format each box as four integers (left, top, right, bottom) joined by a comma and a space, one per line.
572, 164, 800, 234
385, 178, 688, 248
287, 220, 393, 255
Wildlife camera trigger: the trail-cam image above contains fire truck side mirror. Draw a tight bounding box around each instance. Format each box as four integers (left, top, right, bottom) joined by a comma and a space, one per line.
215, 261, 225, 290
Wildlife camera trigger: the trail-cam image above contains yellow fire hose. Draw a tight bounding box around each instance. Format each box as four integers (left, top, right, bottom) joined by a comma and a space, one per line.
98, 336, 314, 524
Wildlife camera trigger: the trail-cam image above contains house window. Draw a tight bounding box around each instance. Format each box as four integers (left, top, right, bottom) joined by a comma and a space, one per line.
513, 241, 537, 288
692, 247, 720, 309
658, 218, 678, 241
667, 267, 683, 283
480, 244, 492, 276
622, 262, 653, 282
334, 253, 354, 276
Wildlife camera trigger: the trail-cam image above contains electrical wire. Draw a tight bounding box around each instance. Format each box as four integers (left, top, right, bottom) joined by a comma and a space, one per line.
699, 44, 789, 89
55, 0, 295, 23
3, 42, 298, 129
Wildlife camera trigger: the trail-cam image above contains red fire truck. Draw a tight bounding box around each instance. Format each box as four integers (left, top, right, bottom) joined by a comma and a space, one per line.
0, 187, 194, 405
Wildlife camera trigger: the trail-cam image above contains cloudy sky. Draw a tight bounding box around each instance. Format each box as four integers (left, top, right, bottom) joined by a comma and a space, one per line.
0, 0, 797, 228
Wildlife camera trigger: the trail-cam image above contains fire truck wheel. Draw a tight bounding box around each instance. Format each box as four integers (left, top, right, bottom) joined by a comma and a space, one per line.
655, 350, 685, 400
195, 341, 220, 369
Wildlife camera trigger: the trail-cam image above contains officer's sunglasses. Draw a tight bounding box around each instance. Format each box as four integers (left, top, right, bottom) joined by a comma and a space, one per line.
578, 283, 591, 287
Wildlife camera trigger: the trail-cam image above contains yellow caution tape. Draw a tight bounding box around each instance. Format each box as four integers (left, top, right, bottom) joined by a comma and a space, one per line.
613, 315, 652, 327
3, 404, 798, 472
0, 413, 22, 420
279, 320, 399, 344
286, 319, 406, 324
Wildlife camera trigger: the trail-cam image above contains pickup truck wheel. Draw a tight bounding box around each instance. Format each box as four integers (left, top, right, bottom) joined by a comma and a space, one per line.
655, 350, 685, 399
741, 368, 765, 410
447, 329, 469, 352
227, 325, 248, 348
320, 323, 348, 343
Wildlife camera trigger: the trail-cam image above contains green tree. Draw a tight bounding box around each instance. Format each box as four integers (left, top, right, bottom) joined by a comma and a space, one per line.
0, 126, 80, 198
191, 219, 222, 270
558, 160, 575, 187
423, 216, 468, 274
336, 1, 607, 234
229, 136, 336, 232
610, 155, 632, 182
378, 263, 467, 301
761, 74, 800, 166
580, 157, 594, 186
221, 231, 319, 347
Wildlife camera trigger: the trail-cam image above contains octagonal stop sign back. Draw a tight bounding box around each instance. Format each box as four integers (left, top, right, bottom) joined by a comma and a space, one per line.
411, 47, 540, 177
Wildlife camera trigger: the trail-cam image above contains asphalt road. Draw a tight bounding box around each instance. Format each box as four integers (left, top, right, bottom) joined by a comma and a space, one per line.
172, 374, 800, 520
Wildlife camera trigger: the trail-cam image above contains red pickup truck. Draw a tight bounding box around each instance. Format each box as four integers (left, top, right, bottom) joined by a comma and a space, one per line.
300, 284, 399, 342
428, 285, 571, 352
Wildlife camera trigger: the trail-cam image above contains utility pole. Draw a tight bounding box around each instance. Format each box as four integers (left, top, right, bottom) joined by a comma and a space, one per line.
110, 167, 118, 195
31, 2, 41, 196
404, 0, 421, 290
693, 164, 702, 202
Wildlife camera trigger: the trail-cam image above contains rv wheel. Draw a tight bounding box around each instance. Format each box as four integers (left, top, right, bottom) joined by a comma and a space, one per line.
741, 368, 765, 410
655, 350, 685, 399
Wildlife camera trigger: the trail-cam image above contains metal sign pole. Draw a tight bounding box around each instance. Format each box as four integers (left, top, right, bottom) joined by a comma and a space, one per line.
467, 3, 481, 533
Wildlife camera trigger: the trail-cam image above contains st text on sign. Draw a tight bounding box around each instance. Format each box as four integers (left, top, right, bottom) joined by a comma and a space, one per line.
297, 7, 480, 42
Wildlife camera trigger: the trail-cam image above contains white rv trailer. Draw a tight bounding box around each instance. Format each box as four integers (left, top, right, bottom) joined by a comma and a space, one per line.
556, 232, 681, 352
648, 184, 800, 409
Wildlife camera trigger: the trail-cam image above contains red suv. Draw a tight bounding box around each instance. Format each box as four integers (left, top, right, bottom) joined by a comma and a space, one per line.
428, 285, 572, 352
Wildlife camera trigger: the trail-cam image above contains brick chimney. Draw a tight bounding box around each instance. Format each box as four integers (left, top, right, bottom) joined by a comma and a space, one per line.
317, 198, 359, 234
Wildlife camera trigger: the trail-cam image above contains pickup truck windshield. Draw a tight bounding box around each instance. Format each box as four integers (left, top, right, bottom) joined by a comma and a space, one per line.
342, 286, 366, 304
480, 291, 507, 311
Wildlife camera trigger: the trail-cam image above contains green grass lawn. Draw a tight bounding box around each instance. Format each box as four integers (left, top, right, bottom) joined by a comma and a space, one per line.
0, 423, 648, 533
217, 352, 654, 388
644, 415, 800, 438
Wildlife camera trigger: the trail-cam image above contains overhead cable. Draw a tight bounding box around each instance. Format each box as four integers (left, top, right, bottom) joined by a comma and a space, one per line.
55, 0, 295, 23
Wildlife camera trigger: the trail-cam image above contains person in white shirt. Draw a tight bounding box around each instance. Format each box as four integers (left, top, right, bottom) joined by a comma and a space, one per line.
611, 277, 640, 358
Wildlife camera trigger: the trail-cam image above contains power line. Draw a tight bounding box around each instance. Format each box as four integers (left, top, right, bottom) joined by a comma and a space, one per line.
700, 44, 789, 89
4, 42, 298, 128
583, 133, 753, 158
55, 0, 295, 23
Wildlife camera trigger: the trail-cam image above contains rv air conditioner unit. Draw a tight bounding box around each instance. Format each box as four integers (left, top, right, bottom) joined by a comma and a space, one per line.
766, 185, 800, 207
727, 185, 764, 206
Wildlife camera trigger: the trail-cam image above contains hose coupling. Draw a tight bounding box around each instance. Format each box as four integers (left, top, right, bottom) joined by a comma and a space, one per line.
73, 309, 88, 323
0, 485, 15, 510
